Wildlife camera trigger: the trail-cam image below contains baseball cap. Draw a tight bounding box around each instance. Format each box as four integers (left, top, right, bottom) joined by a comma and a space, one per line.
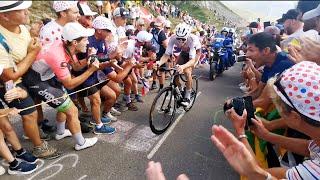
247, 22, 259, 28
92, 16, 116, 33
302, 4, 320, 21
77, 3, 97, 16
273, 61, 320, 123
137, 18, 145, 25
0, 1, 32, 13
277, 9, 301, 23
125, 25, 135, 31
164, 20, 171, 28
53, 1, 78, 12
112, 7, 130, 18
136, 31, 153, 42
62, 22, 95, 42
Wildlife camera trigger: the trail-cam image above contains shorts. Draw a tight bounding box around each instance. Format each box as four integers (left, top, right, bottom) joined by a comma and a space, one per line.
76, 80, 108, 98
22, 69, 72, 112
0, 83, 36, 116
176, 51, 190, 65
156, 55, 167, 72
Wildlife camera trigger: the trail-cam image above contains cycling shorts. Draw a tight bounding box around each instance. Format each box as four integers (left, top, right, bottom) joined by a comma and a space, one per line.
22, 69, 72, 113
0, 83, 36, 116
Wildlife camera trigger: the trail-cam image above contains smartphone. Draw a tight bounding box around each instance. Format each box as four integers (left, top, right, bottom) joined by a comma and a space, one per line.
237, 55, 247, 62
243, 96, 255, 128
5, 80, 14, 92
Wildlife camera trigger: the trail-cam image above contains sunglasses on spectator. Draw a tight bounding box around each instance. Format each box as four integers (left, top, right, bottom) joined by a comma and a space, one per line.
139, 24, 145, 27
165, 27, 171, 29
176, 37, 186, 42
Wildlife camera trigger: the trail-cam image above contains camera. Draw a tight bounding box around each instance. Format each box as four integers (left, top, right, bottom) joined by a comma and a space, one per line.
237, 55, 247, 62
223, 96, 255, 128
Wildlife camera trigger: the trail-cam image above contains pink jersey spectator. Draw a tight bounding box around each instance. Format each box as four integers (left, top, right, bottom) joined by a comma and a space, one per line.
32, 41, 77, 81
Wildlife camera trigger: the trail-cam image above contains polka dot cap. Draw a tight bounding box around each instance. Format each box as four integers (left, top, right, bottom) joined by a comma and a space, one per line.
53, 1, 78, 12
273, 61, 320, 122
92, 16, 116, 34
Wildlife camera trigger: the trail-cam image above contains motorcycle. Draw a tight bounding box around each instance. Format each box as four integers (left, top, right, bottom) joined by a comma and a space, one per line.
208, 38, 227, 81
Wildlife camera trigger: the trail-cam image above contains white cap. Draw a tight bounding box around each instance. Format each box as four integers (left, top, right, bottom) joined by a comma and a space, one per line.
53, 1, 78, 12
92, 16, 116, 34
125, 25, 135, 31
78, 3, 97, 16
62, 22, 95, 41
0, 1, 32, 13
137, 18, 145, 25
164, 20, 171, 28
136, 31, 153, 42
302, 4, 320, 21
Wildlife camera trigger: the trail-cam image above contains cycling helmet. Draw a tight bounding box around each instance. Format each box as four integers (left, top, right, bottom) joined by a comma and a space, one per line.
175, 23, 192, 39
229, 28, 235, 33
221, 27, 229, 32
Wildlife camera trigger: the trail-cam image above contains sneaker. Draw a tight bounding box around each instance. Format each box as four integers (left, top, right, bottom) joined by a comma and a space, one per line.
240, 85, 249, 93
16, 150, 38, 164
117, 103, 129, 112
238, 82, 245, 87
150, 83, 158, 90
8, 161, 37, 175
74, 137, 98, 151
80, 122, 93, 133
103, 112, 117, 122
40, 119, 56, 133
127, 102, 138, 111
180, 98, 190, 107
110, 107, 121, 116
113, 102, 122, 109
135, 94, 144, 103
32, 141, 61, 160
93, 124, 116, 135
90, 117, 111, 125
23, 128, 51, 141
0, 165, 5, 176
55, 129, 72, 140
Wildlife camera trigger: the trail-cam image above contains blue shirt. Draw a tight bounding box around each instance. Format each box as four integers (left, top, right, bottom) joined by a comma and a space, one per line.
261, 52, 294, 83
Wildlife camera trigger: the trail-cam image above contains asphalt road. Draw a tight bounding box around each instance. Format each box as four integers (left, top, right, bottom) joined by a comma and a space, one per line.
2, 63, 244, 180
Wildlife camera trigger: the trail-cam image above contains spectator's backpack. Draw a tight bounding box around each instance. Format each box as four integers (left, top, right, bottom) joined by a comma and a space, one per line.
0, 33, 10, 54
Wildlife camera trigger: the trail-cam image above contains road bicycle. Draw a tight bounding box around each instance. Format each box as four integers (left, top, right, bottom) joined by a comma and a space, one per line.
149, 67, 198, 134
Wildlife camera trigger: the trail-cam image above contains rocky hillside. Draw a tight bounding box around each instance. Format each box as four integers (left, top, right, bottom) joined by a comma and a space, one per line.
28, 1, 247, 30
171, 1, 248, 29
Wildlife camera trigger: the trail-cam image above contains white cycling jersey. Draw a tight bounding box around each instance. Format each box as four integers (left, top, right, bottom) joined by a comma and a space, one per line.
165, 34, 201, 59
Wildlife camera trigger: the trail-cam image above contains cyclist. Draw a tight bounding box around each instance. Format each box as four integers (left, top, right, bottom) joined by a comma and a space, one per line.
156, 23, 201, 107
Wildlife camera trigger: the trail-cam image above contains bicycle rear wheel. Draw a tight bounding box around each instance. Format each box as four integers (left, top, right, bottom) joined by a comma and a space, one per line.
184, 75, 198, 111
149, 87, 176, 134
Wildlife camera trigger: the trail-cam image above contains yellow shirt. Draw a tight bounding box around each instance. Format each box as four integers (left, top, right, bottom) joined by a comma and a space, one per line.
0, 25, 31, 84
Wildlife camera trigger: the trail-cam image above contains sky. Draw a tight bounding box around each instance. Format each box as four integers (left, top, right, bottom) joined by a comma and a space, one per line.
221, 1, 298, 22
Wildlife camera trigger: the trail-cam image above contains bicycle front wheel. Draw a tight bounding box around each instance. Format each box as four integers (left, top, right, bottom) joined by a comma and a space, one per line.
149, 87, 176, 135
184, 75, 198, 111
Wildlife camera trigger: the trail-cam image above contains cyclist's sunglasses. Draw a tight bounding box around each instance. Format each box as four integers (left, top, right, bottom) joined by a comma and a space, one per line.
176, 37, 186, 42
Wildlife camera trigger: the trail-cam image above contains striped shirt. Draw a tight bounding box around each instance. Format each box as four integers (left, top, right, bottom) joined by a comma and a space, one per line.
286, 140, 320, 180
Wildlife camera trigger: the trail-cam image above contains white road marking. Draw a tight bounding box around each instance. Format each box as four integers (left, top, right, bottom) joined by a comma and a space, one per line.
123, 126, 160, 152
147, 92, 202, 159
